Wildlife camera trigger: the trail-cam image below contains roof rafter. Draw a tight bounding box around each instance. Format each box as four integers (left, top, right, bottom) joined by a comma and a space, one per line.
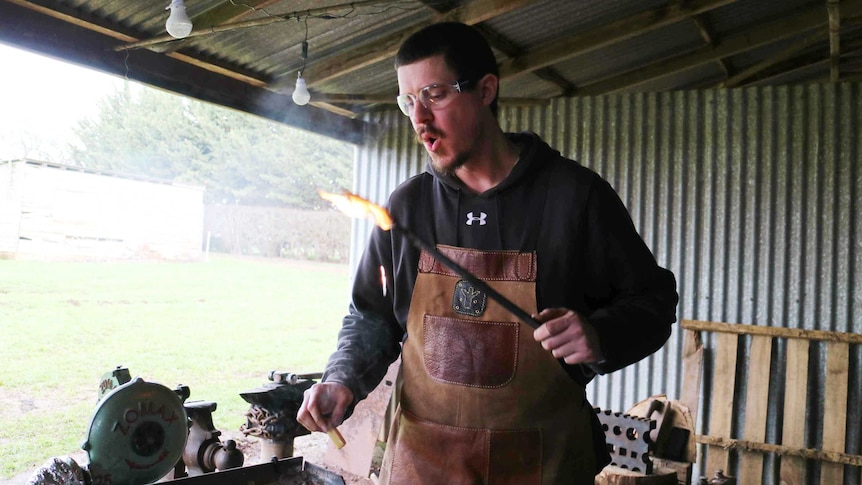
294, 0, 539, 88
574, 0, 862, 96
5, 0, 268, 87
718, 29, 829, 88
690, 15, 731, 77
827, 0, 842, 81
0, 0, 365, 142
473, 24, 576, 96
152, 0, 282, 54
497, 0, 740, 80
743, 37, 862, 86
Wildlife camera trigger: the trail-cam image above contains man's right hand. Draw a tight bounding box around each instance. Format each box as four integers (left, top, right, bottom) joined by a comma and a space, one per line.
296, 381, 354, 432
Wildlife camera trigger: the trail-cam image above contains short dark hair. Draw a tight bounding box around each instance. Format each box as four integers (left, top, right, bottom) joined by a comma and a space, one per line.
395, 22, 499, 116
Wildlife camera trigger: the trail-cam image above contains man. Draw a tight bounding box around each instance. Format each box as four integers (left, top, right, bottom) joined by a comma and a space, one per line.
297, 22, 678, 484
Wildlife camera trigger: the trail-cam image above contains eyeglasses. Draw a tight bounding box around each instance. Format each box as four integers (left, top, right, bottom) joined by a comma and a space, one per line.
396, 79, 473, 117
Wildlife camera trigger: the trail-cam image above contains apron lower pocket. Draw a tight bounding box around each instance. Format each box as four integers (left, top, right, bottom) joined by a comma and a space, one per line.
423, 315, 518, 388
388, 409, 541, 485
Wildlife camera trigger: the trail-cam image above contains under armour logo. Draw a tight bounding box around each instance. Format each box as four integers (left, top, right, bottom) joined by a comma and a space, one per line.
465, 211, 487, 226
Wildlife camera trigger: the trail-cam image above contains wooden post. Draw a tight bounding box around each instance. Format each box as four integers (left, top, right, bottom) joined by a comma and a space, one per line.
779, 338, 809, 484
680, 329, 703, 464
820, 342, 849, 484
705, 332, 738, 475
738, 335, 771, 483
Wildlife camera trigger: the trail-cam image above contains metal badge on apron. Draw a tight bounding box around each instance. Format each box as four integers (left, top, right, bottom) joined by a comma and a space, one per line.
452, 279, 487, 317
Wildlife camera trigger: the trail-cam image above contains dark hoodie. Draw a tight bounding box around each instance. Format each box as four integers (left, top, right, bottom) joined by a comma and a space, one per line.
324, 131, 678, 405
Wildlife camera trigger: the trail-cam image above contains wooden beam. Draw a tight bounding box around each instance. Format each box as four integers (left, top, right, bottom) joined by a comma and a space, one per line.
307, 93, 549, 118
691, 15, 731, 77
827, 0, 841, 81
740, 40, 862, 87
0, 1, 365, 144
312, 94, 549, 106
474, 24, 576, 96
704, 332, 737, 474
779, 338, 809, 483
197, 0, 282, 28
116, 0, 393, 52
497, 0, 740, 81
695, 435, 862, 467
309, 101, 360, 118
294, 0, 538, 88
152, 0, 282, 54
681, 320, 862, 344
821, 342, 850, 483
574, 0, 862, 96
738, 335, 771, 483
679, 330, 703, 464
718, 29, 829, 88
5, 0, 268, 87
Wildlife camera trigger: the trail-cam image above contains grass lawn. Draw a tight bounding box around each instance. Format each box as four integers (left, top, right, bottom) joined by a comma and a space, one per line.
0, 255, 351, 479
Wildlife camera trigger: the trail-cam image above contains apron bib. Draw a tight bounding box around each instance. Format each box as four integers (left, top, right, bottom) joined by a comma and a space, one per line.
379, 245, 597, 485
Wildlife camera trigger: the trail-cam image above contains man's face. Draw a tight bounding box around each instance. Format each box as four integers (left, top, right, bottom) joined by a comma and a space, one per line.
396, 55, 483, 175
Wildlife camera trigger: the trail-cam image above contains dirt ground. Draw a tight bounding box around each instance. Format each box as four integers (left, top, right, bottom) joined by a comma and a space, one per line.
1, 430, 373, 485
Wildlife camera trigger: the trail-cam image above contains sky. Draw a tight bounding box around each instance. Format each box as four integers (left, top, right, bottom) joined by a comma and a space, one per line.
0, 42, 125, 162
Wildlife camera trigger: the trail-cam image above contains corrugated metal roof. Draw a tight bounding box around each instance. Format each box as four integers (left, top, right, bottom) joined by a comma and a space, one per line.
555, 22, 706, 87
3, 0, 860, 137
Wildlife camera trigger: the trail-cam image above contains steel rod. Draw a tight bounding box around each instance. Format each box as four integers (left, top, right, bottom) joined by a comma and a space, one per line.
394, 224, 543, 330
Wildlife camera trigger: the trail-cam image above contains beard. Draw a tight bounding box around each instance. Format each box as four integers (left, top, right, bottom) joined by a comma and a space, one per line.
430, 152, 468, 177
415, 128, 468, 177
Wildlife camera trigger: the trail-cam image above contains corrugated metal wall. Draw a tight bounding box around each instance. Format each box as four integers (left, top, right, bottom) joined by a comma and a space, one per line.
352, 83, 861, 482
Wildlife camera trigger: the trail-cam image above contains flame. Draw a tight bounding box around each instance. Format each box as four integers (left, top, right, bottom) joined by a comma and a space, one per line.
319, 190, 394, 231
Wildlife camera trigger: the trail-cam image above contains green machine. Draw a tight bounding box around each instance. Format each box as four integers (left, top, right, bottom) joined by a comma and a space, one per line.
83, 369, 188, 484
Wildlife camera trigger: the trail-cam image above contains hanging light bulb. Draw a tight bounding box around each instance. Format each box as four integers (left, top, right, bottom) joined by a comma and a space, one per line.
292, 72, 311, 106
165, 0, 193, 39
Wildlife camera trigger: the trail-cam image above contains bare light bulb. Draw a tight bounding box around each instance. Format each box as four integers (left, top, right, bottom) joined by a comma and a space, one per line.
165, 0, 193, 39
292, 72, 311, 106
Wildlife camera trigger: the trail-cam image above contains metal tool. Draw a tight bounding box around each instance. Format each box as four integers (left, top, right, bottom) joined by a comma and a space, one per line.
594, 407, 656, 474
241, 371, 320, 460
269, 370, 323, 385
180, 400, 244, 476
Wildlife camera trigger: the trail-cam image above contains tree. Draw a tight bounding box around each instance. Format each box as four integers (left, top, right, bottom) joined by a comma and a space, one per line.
70, 83, 353, 208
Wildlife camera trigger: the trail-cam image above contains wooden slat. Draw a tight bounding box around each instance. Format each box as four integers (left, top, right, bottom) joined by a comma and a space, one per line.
779, 338, 810, 484
695, 435, 862, 466
682, 319, 862, 344
680, 329, 704, 463
820, 342, 850, 484
687, 320, 862, 480
738, 335, 772, 483
705, 332, 738, 475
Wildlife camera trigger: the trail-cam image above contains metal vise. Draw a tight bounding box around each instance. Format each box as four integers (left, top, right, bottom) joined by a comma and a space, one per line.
239, 371, 322, 461
179, 400, 245, 476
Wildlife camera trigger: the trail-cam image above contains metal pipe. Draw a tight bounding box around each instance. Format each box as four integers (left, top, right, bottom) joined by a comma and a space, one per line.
393, 224, 542, 330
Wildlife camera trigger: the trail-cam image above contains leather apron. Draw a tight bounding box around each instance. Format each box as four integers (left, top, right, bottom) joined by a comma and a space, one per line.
378, 245, 597, 485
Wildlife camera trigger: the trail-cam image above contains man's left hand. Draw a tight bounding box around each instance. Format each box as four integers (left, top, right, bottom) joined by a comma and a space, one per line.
532, 307, 604, 365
